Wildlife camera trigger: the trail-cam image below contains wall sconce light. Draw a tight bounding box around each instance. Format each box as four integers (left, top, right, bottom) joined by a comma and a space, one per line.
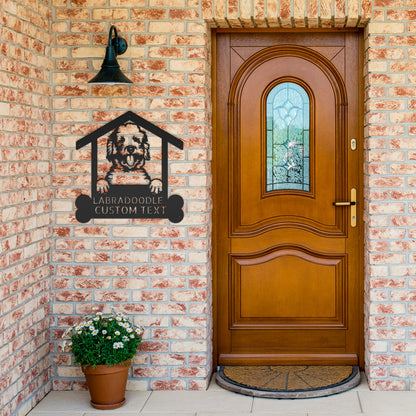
89, 25, 133, 84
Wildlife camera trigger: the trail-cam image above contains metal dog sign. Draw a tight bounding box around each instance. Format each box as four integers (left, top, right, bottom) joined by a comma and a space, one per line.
75, 111, 184, 223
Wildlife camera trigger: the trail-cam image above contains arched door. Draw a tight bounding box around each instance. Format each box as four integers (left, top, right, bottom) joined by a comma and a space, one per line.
214, 32, 363, 366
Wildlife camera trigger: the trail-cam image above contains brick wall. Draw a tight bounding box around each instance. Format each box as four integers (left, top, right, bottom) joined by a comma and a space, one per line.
49, 0, 213, 391
0, 0, 53, 415
363, 2, 416, 390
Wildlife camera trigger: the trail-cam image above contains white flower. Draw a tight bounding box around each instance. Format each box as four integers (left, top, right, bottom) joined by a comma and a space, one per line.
96, 312, 102, 316
130, 334, 135, 339
92, 307, 98, 311
126, 328, 133, 333
122, 336, 129, 342
63, 340, 72, 349
77, 331, 82, 334
93, 317, 99, 321
115, 331, 120, 336
92, 330, 98, 336
116, 317, 122, 321
135, 327, 144, 336
102, 330, 107, 335
107, 336, 111, 340
62, 328, 72, 338
89, 326, 95, 331
113, 342, 123, 349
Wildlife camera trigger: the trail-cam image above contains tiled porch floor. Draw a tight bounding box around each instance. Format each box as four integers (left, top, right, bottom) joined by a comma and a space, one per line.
27, 373, 416, 416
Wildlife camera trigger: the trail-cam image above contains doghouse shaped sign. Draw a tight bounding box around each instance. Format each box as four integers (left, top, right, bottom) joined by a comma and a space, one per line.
75, 111, 184, 223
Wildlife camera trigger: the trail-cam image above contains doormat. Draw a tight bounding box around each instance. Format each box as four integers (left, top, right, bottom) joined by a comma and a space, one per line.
216, 365, 360, 399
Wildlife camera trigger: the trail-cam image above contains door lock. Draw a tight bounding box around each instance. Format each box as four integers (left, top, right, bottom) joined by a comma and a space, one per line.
333, 188, 357, 227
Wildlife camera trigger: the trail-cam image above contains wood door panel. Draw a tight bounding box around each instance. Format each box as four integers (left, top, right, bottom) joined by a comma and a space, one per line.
231, 228, 345, 253
229, 32, 346, 48
231, 249, 345, 324
215, 31, 363, 366
231, 49, 346, 237
231, 330, 346, 350
218, 354, 358, 366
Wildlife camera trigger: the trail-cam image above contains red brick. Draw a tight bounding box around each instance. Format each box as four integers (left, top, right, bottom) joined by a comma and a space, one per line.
133, 265, 168, 276
150, 380, 186, 390
391, 316, 416, 327
152, 303, 187, 314
151, 278, 187, 289
391, 342, 416, 352
368, 48, 405, 60
387, 9, 416, 20
370, 354, 407, 365
151, 353, 187, 365
56, 291, 92, 302
369, 303, 406, 314
390, 87, 416, 97
133, 240, 169, 250
140, 341, 169, 352
131, 8, 167, 19
151, 252, 186, 263
150, 227, 186, 238
133, 366, 169, 378
391, 216, 416, 226
368, 367, 388, 378
94, 266, 129, 277
170, 290, 207, 301
131, 60, 167, 72
134, 291, 167, 302
171, 367, 207, 378
131, 34, 167, 45
152, 329, 187, 340
113, 303, 148, 314
73, 278, 110, 289
370, 329, 406, 339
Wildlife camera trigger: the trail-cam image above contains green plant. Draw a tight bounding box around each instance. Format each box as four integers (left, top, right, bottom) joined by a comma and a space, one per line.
62, 308, 144, 367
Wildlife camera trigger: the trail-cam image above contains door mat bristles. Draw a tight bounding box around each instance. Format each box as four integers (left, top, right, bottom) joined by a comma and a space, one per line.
216, 365, 360, 399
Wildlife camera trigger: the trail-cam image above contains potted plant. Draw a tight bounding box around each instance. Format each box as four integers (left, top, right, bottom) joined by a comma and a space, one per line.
62, 308, 144, 410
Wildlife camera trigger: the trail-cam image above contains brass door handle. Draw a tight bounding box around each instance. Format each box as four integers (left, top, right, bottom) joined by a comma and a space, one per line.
333, 188, 357, 227
333, 201, 356, 206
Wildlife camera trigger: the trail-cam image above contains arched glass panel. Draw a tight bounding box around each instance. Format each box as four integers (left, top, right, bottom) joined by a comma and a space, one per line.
266, 82, 310, 192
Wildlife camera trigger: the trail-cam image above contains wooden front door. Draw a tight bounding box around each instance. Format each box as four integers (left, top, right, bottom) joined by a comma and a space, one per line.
214, 32, 363, 366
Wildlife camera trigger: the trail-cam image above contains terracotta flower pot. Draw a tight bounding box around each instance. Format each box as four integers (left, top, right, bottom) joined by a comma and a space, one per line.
81, 360, 130, 410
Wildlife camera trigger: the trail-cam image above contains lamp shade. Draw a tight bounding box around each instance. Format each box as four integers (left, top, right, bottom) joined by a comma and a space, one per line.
89, 26, 132, 85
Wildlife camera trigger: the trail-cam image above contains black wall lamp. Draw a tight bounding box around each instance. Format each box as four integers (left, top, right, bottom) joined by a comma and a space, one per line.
89, 25, 133, 84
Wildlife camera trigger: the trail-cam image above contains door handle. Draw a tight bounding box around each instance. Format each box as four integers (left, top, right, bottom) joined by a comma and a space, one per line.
333, 201, 355, 206
333, 188, 357, 227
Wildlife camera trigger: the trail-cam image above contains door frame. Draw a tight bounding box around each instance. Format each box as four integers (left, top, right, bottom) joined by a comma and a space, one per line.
212, 28, 365, 369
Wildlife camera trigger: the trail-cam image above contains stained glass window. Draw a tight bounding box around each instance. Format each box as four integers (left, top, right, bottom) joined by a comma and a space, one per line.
266, 82, 310, 192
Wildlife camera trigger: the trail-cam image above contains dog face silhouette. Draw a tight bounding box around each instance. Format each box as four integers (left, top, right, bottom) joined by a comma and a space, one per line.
96, 121, 162, 195
107, 122, 150, 172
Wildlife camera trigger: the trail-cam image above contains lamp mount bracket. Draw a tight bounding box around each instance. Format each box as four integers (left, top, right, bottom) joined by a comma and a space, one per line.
109, 25, 128, 56
114, 37, 127, 55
